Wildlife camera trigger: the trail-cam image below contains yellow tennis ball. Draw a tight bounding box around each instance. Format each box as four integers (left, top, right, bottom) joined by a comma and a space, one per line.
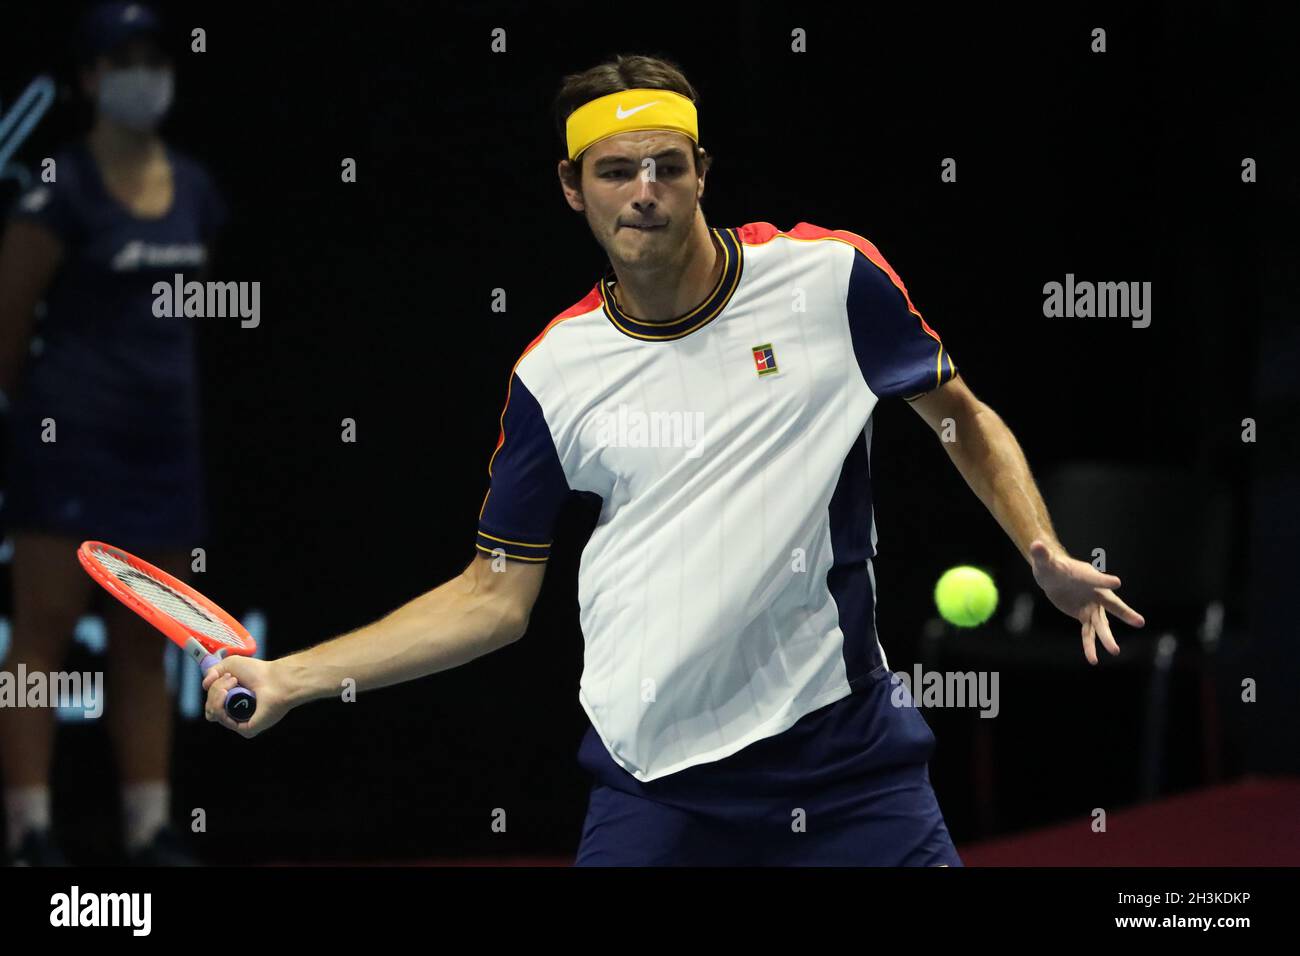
934, 566, 998, 627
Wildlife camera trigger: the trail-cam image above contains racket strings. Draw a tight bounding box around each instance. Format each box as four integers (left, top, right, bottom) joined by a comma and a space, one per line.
91, 546, 246, 648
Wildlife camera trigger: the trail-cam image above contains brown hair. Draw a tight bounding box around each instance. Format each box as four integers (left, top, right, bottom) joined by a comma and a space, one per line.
554, 53, 713, 183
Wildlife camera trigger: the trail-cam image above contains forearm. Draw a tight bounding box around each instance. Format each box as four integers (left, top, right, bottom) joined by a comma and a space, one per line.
941, 402, 1062, 564
277, 569, 524, 706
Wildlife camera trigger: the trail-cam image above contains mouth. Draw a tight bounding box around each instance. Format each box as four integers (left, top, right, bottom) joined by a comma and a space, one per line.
622, 222, 667, 232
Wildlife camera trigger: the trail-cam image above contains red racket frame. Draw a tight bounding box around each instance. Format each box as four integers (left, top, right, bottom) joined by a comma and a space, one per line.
77, 540, 257, 658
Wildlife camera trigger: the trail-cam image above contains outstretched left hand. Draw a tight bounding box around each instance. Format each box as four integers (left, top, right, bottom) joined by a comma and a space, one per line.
1029, 539, 1146, 665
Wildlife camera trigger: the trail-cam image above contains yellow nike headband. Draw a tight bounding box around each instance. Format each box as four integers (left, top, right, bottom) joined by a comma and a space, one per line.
565, 88, 699, 162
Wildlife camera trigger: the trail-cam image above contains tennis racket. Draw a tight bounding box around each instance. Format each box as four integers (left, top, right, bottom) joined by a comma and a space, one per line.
77, 541, 257, 722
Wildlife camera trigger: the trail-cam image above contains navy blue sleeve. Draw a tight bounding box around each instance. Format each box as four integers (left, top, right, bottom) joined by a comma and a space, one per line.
844, 245, 957, 400
476, 372, 570, 562
8, 171, 81, 245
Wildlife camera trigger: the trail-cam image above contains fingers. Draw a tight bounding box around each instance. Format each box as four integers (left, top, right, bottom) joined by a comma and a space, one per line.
1081, 616, 1097, 666
203, 672, 229, 719
1083, 565, 1122, 590
1100, 589, 1146, 628
204, 673, 251, 734
1093, 605, 1121, 658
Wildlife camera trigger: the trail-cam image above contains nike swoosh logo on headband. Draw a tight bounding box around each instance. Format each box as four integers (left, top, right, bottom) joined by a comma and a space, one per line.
615, 101, 659, 119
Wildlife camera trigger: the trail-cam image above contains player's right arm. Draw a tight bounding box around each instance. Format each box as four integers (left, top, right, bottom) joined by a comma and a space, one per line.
206, 355, 571, 737
203, 556, 545, 736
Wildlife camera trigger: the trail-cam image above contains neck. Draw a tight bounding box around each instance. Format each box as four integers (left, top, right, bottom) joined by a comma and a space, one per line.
88, 119, 162, 168
608, 216, 721, 323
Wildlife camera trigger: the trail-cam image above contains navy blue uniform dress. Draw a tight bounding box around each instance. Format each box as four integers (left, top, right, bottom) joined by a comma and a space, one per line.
575, 664, 963, 866
3, 143, 225, 551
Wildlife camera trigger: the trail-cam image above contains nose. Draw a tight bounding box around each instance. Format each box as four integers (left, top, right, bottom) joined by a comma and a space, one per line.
632, 168, 659, 208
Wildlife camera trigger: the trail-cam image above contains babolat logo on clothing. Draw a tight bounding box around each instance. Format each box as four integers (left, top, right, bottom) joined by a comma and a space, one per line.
110, 240, 207, 271
17, 186, 52, 211
153, 272, 261, 328
49, 885, 151, 936
752, 343, 778, 376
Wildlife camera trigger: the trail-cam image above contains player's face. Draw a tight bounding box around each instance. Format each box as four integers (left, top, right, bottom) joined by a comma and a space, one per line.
569, 130, 704, 267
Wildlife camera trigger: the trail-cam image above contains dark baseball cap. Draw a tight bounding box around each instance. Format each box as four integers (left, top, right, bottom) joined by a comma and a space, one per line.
76, 2, 163, 63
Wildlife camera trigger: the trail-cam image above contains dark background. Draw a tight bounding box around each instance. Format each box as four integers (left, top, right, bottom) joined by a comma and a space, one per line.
0, 0, 1295, 863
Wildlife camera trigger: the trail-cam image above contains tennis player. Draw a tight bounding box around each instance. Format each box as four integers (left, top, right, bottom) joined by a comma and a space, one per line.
203, 54, 1145, 866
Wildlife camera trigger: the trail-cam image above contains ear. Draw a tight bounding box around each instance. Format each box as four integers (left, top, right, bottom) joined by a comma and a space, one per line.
557, 158, 585, 212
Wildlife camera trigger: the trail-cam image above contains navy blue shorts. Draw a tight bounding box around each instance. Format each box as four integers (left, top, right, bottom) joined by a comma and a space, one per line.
574, 665, 962, 866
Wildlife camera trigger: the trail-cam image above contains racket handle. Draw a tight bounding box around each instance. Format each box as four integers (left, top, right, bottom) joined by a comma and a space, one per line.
198, 652, 258, 722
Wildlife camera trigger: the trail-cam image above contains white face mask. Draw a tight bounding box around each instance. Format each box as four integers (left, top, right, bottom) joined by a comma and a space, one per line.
98, 67, 174, 131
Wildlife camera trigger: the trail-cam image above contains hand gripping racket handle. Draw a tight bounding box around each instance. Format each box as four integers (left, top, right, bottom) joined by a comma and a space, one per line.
194, 645, 257, 722
199, 653, 257, 721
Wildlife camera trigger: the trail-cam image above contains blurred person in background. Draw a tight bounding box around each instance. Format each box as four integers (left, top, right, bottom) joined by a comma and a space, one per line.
0, 1, 226, 865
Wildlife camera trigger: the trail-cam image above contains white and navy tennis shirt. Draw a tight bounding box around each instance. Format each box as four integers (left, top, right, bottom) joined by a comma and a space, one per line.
476, 221, 957, 783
